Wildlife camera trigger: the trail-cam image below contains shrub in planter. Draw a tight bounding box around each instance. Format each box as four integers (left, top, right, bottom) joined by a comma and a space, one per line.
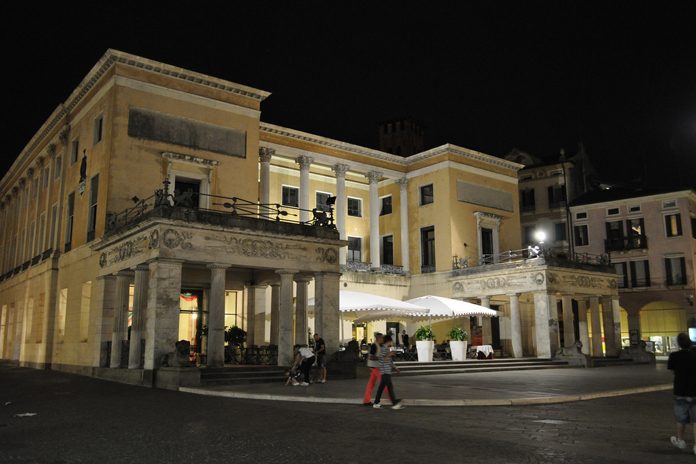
414, 326, 434, 341
414, 326, 434, 362
448, 327, 469, 361
448, 327, 469, 341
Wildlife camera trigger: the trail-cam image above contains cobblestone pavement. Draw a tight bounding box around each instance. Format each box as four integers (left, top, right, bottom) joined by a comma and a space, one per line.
0, 364, 693, 464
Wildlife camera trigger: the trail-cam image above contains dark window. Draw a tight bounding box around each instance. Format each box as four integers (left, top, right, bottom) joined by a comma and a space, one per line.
281, 186, 299, 207
65, 192, 75, 252
523, 226, 535, 245
520, 189, 535, 212
316, 192, 331, 212
173, 178, 200, 208
70, 140, 79, 165
380, 196, 392, 216
547, 185, 566, 208
665, 213, 682, 237
665, 257, 687, 285
630, 260, 650, 287
87, 175, 99, 242
575, 212, 587, 220
381, 235, 394, 265
554, 223, 567, 241
420, 226, 435, 272
420, 184, 434, 205
481, 228, 494, 263
347, 237, 361, 262
605, 220, 624, 242
614, 262, 628, 288
574, 225, 589, 246
607, 207, 620, 215
93, 115, 104, 144
347, 197, 361, 217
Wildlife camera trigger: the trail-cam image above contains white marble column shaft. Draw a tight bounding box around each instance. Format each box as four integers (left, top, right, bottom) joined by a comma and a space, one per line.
366, 171, 382, 269
207, 264, 228, 368
270, 284, 280, 345
561, 294, 575, 348
333, 164, 349, 265
296, 156, 313, 223
277, 270, 296, 366
144, 259, 183, 370
110, 272, 132, 368
589, 296, 603, 357
128, 265, 149, 369
259, 148, 273, 210
508, 293, 522, 358
396, 177, 410, 272
577, 299, 590, 355
295, 277, 311, 346
533, 292, 552, 358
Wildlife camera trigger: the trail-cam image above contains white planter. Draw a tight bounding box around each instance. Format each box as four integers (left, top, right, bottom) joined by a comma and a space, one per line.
450, 340, 468, 361
416, 340, 434, 362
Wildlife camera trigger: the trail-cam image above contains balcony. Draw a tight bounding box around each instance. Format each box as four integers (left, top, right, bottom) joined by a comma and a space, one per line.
604, 235, 648, 252
341, 261, 406, 275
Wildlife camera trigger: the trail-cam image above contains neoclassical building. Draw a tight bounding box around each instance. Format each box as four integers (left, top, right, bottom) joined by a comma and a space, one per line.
0, 50, 623, 387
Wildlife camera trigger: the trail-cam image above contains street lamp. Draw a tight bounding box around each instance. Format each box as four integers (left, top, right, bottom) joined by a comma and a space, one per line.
534, 229, 547, 245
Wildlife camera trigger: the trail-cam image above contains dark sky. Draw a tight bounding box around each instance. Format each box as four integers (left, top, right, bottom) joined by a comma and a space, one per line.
2, 2, 695, 185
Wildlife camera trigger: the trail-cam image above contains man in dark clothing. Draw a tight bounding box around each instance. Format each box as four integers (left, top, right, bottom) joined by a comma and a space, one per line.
313, 333, 327, 384
401, 330, 410, 349
667, 332, 696, 455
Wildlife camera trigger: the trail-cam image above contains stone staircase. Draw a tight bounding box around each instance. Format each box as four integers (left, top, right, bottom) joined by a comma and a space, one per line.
199, 366, 287, 386
393, 357, 571, 376
589, 356, 639, 368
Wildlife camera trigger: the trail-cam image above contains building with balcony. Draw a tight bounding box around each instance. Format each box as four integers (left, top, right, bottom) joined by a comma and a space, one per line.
569, 187, 696, 355
0, 51, 625, 387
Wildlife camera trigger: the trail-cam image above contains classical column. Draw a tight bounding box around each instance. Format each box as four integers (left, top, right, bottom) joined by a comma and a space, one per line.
246, 285, 268, 346
207, 264, 228, 368
589, 296, 602, 357
294, 276, 311, 345
333, 164, 349, 265
276, 270, 296, 366
547, 294, 560, 355
269, 283, 280, 345
259, 148, 274, 208
396, 177, 410, 272
314, 273, 324, 337
601, 297, 617, 356
533, 292, 552, 358
479, 296, 492, 344
144, 259, 183, 370
577, 299, 590, 355
128, 264, 149, 369
315, 272, 341, 355
560, 294, 575, 349
366, 170, 382, 269
295, 155, 313, 223
627, 310, 641, 346
611, 297, 622, 354
110, 271, 132, 368
508, 293, 523, 358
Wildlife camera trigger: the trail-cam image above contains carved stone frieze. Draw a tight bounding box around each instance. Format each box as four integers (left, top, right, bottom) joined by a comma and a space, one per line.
99, 234, 150, 268
316, 247, 338, 264
162, 229, 193, 249
205, 235, 307, 260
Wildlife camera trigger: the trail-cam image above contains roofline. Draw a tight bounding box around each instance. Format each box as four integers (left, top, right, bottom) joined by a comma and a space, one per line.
261, 123, 524, 172
569, 189, 696, 209
2, 49, 271, 194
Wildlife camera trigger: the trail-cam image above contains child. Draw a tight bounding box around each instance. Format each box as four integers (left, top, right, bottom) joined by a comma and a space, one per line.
373, 335, 403, 410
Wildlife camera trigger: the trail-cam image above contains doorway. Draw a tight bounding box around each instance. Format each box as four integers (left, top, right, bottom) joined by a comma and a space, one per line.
174, 178, 201, 208
481, 227, 494, 263
178, 289, 206, 360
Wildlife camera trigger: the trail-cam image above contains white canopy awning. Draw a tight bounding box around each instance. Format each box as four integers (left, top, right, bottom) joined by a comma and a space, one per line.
405, 295, 500, 318
308, 290, 429, 315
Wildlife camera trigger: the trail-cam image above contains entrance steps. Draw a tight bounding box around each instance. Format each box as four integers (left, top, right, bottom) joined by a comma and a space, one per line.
200, 366, 287, 386
393, 358, 571, 376
589, 357, 638, 368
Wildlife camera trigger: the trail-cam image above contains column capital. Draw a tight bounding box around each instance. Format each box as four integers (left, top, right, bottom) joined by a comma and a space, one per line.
207, 263, 230, 270
59, 125, 70, 145
259, 147, 275, 163
47, 143, 57, 158
27, 168, 35, 179
132, 263, 150, 272
113, 270, 134, 279
506, 293, 520, 298
365, 170, 383, 184
295, 155, 314, 170
396, 176, 408, 187
332, 163, 349, 177
276, 269, 299, 277
294, 274, 313, 283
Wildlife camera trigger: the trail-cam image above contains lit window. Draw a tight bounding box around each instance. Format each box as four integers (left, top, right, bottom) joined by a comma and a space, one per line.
665, 256, 686, 285
665, 213, 682, 237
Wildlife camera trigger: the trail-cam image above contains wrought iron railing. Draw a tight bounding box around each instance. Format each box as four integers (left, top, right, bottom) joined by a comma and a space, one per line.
340, 261, 406, 275
342, 260, 372, 272
604, 235, 648, 252
105, 179, 336, 233
452, 247, 610, 270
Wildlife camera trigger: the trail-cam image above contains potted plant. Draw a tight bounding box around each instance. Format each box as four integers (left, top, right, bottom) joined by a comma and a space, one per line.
414, 326, 435, 362
448, 327, 469, 361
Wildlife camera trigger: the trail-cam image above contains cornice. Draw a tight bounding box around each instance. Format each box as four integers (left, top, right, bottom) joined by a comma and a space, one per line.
408, 144, 525, 172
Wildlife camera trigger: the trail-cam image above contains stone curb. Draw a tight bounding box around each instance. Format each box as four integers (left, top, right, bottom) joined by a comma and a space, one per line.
179, 383, 672, 407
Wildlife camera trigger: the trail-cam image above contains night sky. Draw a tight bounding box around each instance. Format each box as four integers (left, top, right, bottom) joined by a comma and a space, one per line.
2, 2, 695, 185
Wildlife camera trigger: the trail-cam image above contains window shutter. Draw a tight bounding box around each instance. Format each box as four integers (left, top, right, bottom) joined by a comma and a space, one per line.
629, 261, 637, 288
665, 215, 671, 236
644, 261, 650, 287
676, 214, 682, 235
679, 257, 687, 285
665, 258, 672, 285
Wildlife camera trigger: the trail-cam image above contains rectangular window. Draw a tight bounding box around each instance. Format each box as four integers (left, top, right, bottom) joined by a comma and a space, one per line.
381, 235, 394, 265
663, 199, 677, 209
523, 226, 535, 245
315, 191, 332, 212
629, 205, 641, 213
520, 189, 535, 212
626, 217, 644, 236
614, 262, 628, 289
70, 139, 79, 165
554, 222, 567, 241
420, 184, 434, 205
575, 211, 587, 220
607, 207, 620, 216
65, 192, 75, 252
49, 204, 57, 251
665, 256, 687, 286
347, 237, 362, 262
54, 156, 62, 179
57, 288, 68, 342
38, 213, 46, 254
420, 226, 436, 272
665, 213, 682, 237
281, 186, 298, 207
80, 282, 91, 342
630, 260, 650, 288
380, 196, 392, 216
28, 221, 35, 258
606, 220, 624, 241
93, 114, 104, 144
547, 185, 566, 208
574, 225, 589, 246
347, 197, 362, 217
87, 175, 99, 242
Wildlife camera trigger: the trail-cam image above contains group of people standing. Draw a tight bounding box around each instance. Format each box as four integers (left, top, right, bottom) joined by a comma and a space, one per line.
363, 332, 404, 409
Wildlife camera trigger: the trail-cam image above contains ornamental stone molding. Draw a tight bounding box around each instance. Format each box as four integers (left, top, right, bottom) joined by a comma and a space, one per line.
259, 147, 275, 163
161, 151, 219, 168
332, 163, 349, 177
59, 126, 71, 146
365, 170, 383, 184
47, 143, 57, 157
316, 247, 338, 264
396, 177, 408, 187
474, 211, 502, 227
295, 155, 314, 170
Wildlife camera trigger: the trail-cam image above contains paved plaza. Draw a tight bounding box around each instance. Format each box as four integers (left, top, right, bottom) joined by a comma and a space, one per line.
0, 363, 693, 463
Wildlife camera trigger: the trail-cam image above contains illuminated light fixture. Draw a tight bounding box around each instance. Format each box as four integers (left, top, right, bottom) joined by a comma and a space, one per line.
534, 230, 547, 244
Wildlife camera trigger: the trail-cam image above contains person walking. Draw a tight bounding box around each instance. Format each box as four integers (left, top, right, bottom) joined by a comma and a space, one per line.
362, 332, 389, 406
313, 333, 327, 383
668, 332, 696, 454
373, 335, 403, 410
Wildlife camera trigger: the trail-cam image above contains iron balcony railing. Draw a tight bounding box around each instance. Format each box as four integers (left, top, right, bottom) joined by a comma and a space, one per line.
604, 235, 648, 252
105, 178, 336, 234
341, 260, 406, 275
452, 247, 610, 270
